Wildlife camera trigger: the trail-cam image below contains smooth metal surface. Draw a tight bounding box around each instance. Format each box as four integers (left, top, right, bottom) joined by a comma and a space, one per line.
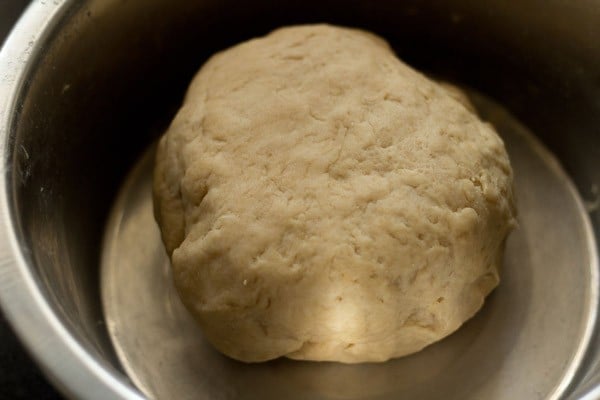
0, 0, 599, 399
101, 91, 598, 400
0, 1, 143, 400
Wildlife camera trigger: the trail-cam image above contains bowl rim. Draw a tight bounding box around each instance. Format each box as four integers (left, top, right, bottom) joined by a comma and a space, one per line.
0, 1, 142, 399
0, 2, 598, 400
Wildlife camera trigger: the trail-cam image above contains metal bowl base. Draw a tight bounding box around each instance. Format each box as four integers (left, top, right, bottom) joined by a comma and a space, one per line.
101, 88, 598, 400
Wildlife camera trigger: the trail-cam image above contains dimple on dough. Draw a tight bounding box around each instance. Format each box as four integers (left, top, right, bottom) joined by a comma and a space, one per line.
153, 24, 517, 363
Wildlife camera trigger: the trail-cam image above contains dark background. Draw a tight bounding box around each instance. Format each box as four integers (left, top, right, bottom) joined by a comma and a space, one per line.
1, 1, 64, 398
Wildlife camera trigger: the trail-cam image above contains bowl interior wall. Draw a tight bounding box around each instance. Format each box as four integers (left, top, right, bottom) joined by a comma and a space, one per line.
8, 0, 600, 384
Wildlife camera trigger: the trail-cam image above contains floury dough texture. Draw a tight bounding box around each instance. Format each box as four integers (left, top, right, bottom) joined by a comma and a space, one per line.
153, 25, 517, 363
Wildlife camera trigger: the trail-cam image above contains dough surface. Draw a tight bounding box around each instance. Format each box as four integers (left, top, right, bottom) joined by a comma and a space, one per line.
153, 24, 516, 363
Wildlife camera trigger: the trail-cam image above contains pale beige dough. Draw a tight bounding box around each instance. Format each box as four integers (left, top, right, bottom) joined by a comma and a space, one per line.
153, 24, 516, 363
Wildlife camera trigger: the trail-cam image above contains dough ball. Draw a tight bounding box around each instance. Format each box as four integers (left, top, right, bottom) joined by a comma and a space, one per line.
153, 24, 516, 363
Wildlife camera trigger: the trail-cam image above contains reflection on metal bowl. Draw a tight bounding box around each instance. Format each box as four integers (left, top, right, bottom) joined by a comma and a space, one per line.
0, 1, 599, 399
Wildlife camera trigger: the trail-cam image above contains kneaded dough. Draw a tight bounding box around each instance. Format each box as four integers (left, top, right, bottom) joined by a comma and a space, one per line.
153, 24, 517, 363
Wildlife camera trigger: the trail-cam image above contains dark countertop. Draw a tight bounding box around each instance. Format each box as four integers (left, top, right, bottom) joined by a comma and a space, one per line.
0, 313, 63, 399
1, 1, 64, 399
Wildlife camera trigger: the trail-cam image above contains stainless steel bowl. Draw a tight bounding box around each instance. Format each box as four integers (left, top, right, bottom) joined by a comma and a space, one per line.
0, 1, 599, 399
